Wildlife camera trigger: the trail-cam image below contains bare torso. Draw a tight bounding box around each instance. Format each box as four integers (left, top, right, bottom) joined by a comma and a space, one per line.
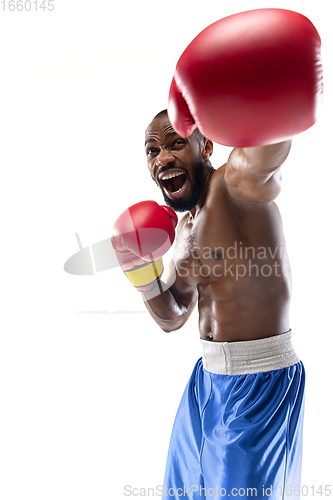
173, 165, 291, 342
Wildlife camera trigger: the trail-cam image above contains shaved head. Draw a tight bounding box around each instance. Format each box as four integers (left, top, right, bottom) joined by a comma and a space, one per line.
150, 109, 206, 144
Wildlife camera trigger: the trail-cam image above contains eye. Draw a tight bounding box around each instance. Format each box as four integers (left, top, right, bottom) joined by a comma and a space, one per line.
146, 147, 159, 156
172, 139, 186, 148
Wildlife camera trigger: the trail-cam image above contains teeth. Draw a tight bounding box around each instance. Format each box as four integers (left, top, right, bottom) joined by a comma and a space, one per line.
161, 171, 184, 181
172, 184, 185, 195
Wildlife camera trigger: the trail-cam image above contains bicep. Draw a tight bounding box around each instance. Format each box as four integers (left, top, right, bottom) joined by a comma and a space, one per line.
224, 147, 284, 204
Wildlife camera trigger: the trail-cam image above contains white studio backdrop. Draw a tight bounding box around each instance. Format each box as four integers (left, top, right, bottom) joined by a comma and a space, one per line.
0, 0, 332, 498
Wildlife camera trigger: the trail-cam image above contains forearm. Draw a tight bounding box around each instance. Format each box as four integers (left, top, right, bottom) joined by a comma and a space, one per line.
142, 286, 188, 332
141, 259, 198, 332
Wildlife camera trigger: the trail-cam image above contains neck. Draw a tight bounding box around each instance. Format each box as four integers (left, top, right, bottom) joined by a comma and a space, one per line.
189, 162, 215, 217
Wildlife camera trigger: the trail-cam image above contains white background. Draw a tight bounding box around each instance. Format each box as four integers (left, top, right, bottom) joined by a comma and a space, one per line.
0, 0, 332, 498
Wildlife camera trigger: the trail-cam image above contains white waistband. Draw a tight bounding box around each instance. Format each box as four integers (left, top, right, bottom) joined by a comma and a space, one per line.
200, 330, 299, 375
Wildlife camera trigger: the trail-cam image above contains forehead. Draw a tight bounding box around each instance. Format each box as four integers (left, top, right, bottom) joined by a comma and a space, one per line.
145, 115, 176, 145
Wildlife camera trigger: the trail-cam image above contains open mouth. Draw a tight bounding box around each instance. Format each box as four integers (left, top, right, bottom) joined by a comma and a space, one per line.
159, 169, 188, 198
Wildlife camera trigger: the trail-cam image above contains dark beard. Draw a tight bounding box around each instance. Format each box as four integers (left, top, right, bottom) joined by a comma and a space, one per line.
160, 158, 204, 213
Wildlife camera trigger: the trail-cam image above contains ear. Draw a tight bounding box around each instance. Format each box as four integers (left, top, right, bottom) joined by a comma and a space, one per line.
202, 138, 213, 159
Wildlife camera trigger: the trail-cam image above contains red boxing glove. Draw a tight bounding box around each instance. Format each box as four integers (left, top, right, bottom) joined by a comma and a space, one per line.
168, 9, 323, 147
111, 201, 178, 291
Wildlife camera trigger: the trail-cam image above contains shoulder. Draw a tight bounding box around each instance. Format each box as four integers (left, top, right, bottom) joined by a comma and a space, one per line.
207, 164, 281, 220
204, 164, 233, 208
175, 212, 192, 234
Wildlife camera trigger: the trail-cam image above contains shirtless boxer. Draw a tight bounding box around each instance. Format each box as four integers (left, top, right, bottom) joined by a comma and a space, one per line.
143, 109, 292, 341
112, 9, 323, 500
141, 109, 301, 500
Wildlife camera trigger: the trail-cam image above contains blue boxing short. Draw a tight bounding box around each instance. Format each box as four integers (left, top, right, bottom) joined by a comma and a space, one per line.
162, 330, 305, 500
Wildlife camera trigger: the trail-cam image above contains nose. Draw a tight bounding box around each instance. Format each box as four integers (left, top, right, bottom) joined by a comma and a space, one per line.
156, 149, 175, 168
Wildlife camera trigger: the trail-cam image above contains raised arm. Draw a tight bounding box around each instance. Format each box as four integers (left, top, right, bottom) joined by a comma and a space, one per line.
142, 258, 198, 333
167, 9, 322, 189
224, 140, 292, 204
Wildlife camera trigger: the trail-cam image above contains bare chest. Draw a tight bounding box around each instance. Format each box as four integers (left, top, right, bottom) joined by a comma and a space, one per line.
174, 206, 241, 287
173, 198, 286, 288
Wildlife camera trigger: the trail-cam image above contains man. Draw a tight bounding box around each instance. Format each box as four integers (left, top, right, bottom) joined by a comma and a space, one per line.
141, 110, 304, 500
143, 109, 292, 340
111, 9, 322, 500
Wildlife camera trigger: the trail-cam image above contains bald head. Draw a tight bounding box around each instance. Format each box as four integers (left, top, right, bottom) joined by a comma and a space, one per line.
148, 109, 206, 144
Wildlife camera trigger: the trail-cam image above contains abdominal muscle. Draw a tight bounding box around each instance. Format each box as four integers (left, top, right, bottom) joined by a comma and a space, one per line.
196, 269, 291, 342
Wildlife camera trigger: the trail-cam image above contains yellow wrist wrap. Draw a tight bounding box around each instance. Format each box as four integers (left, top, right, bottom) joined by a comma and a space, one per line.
124, 258, 164, 288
